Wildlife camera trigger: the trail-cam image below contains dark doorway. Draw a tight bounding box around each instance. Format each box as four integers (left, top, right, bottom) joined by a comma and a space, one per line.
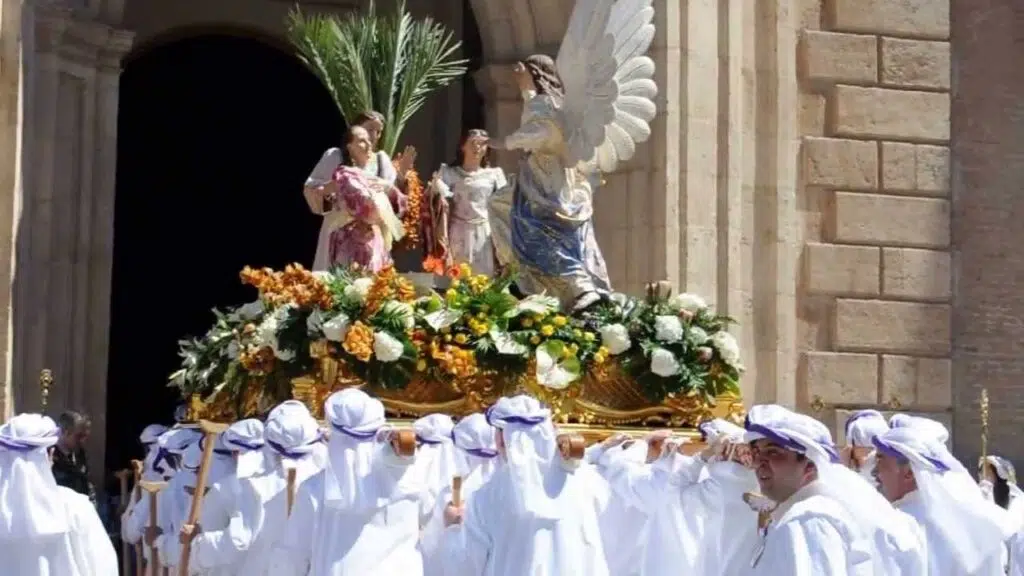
107, 33, 342, 469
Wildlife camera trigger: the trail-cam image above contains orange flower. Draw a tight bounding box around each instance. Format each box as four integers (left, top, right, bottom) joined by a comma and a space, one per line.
240, 263, 333, 309
447, 265, 461, 279
343, 321, 374, 362
423, 255, 445, 276
394, 164, 423, 249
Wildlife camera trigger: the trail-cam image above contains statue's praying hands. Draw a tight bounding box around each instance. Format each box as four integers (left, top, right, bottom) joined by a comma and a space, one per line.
397, 145, 417, 179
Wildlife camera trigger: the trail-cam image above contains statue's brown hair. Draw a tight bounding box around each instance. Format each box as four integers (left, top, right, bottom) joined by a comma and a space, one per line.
524, 54, 564, 99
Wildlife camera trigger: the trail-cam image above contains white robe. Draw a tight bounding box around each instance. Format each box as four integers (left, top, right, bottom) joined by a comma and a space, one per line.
600, 450, 706, 576
686, 461, 761, 576
0, 486, 118, 575
588, 443, 650, 576
420, 459, 492, 576
186, 479, 245, 575
897, 489, 1005, 576
441, 462, 612, 576
269, 445, 427, 575
746, 481, 872, 575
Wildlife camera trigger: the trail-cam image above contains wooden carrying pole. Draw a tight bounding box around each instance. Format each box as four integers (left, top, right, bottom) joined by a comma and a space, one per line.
178, 420, 228, 576
286, 468, 298, 517
980, 388, 990, 467
451, 475, 463, 507
131, 460, 145, 576
114, 468, 132, 575
139, 481, 167, 576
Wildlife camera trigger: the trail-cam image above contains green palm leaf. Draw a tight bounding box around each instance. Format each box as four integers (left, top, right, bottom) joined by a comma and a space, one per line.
285, 1, 468, 156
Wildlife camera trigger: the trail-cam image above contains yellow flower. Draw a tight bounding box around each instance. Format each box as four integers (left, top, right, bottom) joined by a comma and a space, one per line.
459, 263, 472, 277
445, 289, 457, 300
593, 353, 607, 364
454, 333, 468, 344
416, 359, 427, 371
450, 279, 461, 288
573, 329, 583, 338
584, 332, 595, 342
476, 312, 487, 320
473, 325, 488, 337
540, 325, 555, 337
440, 326, 451, 334
598, 346, 610, 356
444, 334, 452, 342
532, 313, 545, 323
522, 318, 534, 328
530, 335, 541, 345
553, 315, 567, 327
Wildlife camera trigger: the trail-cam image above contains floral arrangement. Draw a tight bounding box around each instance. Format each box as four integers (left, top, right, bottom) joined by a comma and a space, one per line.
170, 264, 743, 411
393, 155, 422, 249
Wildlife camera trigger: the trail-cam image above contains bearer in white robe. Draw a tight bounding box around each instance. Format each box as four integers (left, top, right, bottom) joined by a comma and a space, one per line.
233, 401, 325, 575
420, 413, 498, 576
874, 422, 1015, 575
156, 431, 238, 571
0, 413, 118, 575
748, 405, 927, 575
441, 395, 612, 576
183, 418, 267, 575
842, 409, 888, 487
413, 413, 460, 510
980, 455, 1024, 574
269, 388, 426, 575
742, 405, 873, 574
596, 430, 706, 576
588, 438, 650, 576
121, 424, 171, 549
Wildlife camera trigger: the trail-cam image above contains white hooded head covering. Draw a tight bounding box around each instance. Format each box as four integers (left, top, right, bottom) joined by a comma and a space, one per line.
177, 432, 236, 489
486, 395, 562, 519
264, 400, 323, 479
0, 413, 68, 539
745, 404, 918, 555
699, 418, 746, 455
139, 424, 170, 480
844, 410, 888, 447
323, 388, 408, 512
414, 413, 459, 496
451, 413, 498, 483
888, 414, 949, 444
874, 423, 1015, 573
222, 419, 267, 478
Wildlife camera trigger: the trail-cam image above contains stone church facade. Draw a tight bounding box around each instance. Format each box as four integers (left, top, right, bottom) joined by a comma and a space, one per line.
0, 0, 1019, 473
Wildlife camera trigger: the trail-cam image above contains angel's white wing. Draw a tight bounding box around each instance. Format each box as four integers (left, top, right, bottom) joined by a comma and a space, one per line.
556, 0, 658, 174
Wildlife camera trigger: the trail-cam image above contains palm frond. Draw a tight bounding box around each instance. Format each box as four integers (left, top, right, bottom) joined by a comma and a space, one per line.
285, 1, 468, 155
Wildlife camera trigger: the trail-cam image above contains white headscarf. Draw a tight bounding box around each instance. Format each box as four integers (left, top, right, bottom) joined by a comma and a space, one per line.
0, 413, 69, 539
222, 419, 267, 478
178, 432, 236, 488
451, 413, 498, 482
322, 388, 393, 512
874, 423, 1015, 573
699, 418, 746, 451
845, 410, 888, 447
414, 413, 459, 495
264, 400, 323, 477
888, 414, 949, 444
139, 424, 171, 480
745, 405, 918, 553
486, 395, 561, 519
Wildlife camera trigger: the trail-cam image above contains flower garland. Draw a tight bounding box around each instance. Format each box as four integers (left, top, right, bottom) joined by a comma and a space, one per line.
171, 263, 743, 410
393, 156, 422, 249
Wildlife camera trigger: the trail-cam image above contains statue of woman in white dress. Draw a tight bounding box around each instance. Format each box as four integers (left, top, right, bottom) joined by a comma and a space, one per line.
303, 125, 407, 271
425, 129, 507, 276
486, 0, 658, 310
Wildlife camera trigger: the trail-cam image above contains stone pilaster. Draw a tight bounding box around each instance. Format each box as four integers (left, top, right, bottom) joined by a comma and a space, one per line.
12, 3, 132, 475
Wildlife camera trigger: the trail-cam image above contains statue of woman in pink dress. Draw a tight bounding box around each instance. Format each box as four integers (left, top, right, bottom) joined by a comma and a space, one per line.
303, 125, 407, 272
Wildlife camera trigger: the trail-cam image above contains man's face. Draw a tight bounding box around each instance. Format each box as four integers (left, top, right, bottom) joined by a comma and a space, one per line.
875, 451, 914, 502
61, 422, 90, 449
751, 439, 811, 502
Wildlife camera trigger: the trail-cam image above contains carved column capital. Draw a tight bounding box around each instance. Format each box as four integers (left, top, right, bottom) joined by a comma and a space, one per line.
34, 4, 73, 55
98, 28, 134, 73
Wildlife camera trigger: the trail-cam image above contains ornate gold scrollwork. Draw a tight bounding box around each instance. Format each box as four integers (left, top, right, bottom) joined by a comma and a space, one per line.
809, 395, 825, 413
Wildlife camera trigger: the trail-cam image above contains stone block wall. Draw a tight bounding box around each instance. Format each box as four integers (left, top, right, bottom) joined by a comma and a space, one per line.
797, 0, 952, 432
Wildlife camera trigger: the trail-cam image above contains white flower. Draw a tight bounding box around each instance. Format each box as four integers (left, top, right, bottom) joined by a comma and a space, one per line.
343, 277, 374, 303
667, 293, 707, 314
381, 301, 415, 330
711, 331, 742, 368
688, 326, 709, 344
535, 340, 582, 389
273, 346, 295, 361
654, 315, 684, 343
322, 313, 351, 342
313, 271, 334, 283
226, 341, 240, 360
255, 315, 280, 348
650, 348, 681, 377
598, 324, 632, 355
373, 331, 405, 363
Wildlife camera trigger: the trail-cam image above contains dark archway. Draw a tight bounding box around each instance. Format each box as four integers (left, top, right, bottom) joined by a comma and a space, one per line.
107, 32, 342, 469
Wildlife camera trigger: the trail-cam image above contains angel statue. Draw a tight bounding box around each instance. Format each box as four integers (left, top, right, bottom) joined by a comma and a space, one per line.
488, 0, 657, 311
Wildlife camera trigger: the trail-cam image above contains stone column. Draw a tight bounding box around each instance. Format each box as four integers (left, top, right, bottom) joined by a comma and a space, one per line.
13, 3, 132, 474
0, 0, 25, 421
